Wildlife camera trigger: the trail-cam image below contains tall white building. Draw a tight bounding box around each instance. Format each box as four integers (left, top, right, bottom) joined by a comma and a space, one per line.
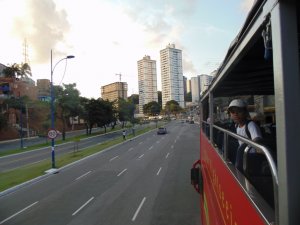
190, 74, 213, 103
191, 76, 200, 103
160, 44, 184, 108
186, 79, 191, 93
199, 74, 213, 95
137, 55, 158, 114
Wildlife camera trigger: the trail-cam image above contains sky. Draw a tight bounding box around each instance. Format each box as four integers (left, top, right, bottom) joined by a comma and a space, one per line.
0, 0, 255, 99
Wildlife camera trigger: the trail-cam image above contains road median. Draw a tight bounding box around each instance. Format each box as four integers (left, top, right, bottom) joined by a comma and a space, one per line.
0, 125, 158, 196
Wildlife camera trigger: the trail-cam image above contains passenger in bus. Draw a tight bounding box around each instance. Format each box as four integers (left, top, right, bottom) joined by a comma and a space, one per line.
205, 117, 211, 137
227, 99, 263, 171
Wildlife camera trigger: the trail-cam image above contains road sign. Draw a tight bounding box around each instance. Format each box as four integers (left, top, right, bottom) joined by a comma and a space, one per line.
48, 129, 57, 139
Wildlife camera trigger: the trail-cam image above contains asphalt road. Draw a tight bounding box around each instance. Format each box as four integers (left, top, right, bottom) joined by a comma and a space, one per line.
0, 121, 201, 225
0, 127, 104, 153
0, 126, 144, 172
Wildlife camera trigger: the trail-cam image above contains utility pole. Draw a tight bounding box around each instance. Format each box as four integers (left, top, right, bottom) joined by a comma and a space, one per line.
26, 104, 29, 138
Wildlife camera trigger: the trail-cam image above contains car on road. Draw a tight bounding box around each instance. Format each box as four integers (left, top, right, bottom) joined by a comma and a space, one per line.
157, 127, 167, 135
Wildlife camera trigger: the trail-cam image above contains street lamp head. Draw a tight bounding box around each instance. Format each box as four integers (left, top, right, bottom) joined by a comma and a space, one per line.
67, 55, 75, 59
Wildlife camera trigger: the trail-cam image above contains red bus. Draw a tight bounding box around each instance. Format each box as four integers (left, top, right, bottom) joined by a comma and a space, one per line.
191, 1, 300, 225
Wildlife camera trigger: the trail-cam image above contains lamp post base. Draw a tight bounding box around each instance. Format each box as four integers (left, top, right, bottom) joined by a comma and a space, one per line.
45, 168, 59, 174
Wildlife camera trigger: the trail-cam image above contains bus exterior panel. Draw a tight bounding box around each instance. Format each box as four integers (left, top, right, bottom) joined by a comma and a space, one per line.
200, 131, 267, 225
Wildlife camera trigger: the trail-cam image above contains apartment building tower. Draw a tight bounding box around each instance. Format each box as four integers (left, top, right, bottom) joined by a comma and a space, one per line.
101, 82, 128, 102
199, 74, 213, 95
186, 79, 191, 93
160, 44, 184, 108
190, 74, 213, 103
191, 76, 201, 103
137, 55, 158, 114
36, 79, 51, 101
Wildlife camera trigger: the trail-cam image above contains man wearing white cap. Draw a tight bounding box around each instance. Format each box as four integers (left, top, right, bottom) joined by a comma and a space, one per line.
228, 99, 262, 145
227, 99, 262, 170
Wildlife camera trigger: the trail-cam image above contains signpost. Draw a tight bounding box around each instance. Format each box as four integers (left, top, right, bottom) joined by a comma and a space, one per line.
46, 129, 59, 174
48, 129, 57, 139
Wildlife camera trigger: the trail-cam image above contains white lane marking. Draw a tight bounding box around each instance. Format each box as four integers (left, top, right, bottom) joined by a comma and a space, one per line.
0, 201, 38, 224
174, 139, 177, 143
157, 167, 162, 176
109, 156, 119, 162
75, 171, 92, 181
138, 154, 144, 159
132, 197, 146, 221
128, 147, 134, 152
165, 153, 170, 159
139, 142, 143, 145
117, 169, 128, 177
148, 146, 153, 150
171, 145, 174, 149
156, 141, 160, 144
72, 197, 94, 216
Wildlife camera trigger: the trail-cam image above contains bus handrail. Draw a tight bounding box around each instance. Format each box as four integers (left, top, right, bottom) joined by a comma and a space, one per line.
203, 122, 278, 223
212, 125, 278, 184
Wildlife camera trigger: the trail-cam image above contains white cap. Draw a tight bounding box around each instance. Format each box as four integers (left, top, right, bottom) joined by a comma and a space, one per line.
228, 99, 247, 110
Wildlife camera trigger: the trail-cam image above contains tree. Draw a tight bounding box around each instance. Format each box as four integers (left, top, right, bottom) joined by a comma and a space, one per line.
165, 100, 182, 116
157, 91, 162, 109
0, 114, 7, 131
84, 98, 114, 134
78, 97, 90, 135
96, 99, 114, 133
118, 98, 135, 128
185, 92, 192, 102
2, 63, 32, 79
143, 101, 160, 116
55, 83, 81, 140
84, 98, 101, 134
128, 94, 139, 105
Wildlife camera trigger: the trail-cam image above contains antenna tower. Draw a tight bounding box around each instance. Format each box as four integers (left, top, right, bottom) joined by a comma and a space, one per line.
116, 73, 122, 82
23, 39, 30, 64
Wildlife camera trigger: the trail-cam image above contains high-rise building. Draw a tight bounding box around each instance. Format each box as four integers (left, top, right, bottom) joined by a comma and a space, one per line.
186, 79, 191, 93
190, 74, 213, 103
160, 44, 184, 108
101, 82, 128, 102
199, 74, 213, 95
183, 76, 187, 97
137, 55, 158, 114
191, 76, 200, 103
37, 79, 50, 101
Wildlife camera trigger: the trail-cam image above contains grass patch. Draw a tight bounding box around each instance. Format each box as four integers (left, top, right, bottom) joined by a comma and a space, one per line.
0, 125, 159, 192
0, 160, 51, 192
0, 126, 127, 157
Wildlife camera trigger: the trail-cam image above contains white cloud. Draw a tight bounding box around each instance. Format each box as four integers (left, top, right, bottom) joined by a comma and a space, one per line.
10, 0, 71, 63
240, 0, 256, 13
0, 0, 255, 98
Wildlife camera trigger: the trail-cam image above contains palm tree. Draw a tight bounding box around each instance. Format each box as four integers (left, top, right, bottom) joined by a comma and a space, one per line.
2, 63, 32, 79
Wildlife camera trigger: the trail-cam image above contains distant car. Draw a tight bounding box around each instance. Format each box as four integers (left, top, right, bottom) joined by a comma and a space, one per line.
157, 127, 167, 135
189, 120, 195, 124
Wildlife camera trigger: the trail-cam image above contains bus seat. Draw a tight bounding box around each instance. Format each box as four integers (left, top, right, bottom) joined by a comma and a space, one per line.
248, 175, 274, 208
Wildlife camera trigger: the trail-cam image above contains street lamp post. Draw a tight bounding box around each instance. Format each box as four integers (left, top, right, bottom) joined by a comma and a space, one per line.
50, 50, 74, 168
18, 92, 24, 149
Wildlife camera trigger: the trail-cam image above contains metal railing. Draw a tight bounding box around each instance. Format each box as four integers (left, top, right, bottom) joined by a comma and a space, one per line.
201, 121, 278, 224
